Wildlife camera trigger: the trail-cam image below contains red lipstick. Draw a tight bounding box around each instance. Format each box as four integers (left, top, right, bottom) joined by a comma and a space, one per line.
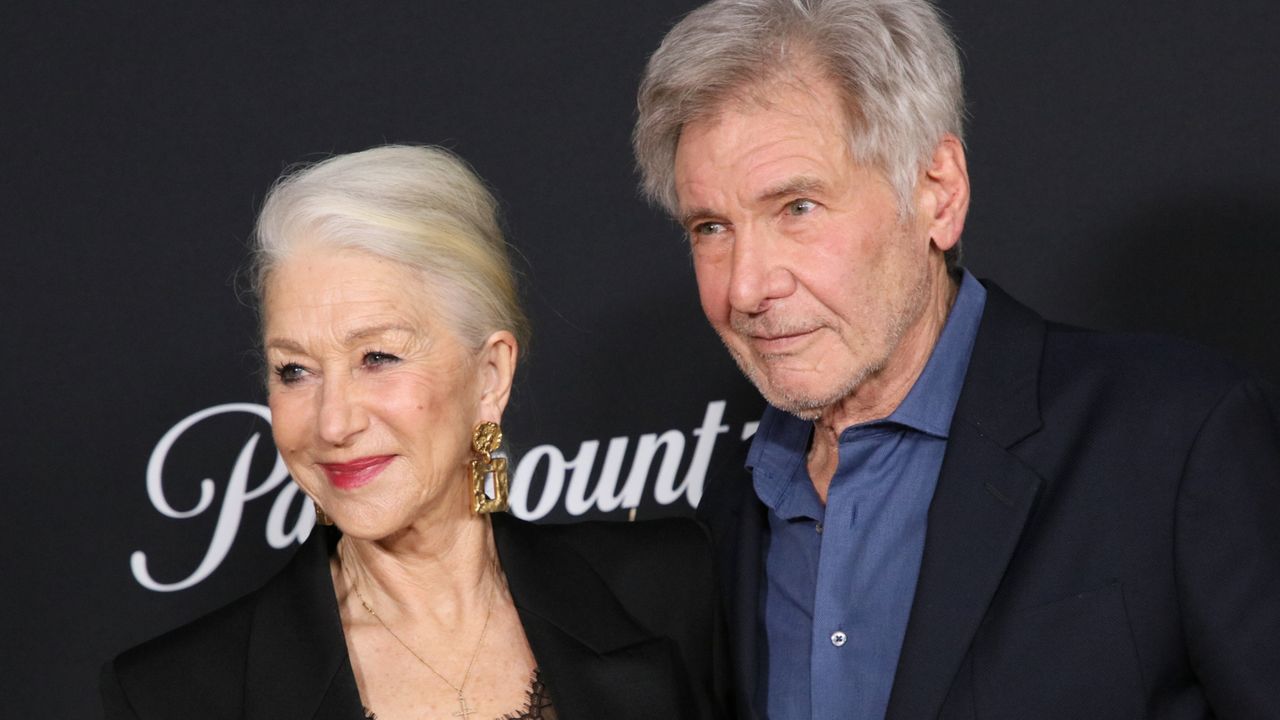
320, 455, 394, 490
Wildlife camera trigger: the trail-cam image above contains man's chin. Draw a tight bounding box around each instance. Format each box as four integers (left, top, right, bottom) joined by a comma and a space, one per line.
726, 344, 852, 417
754, 376, 839, 420
746, 360, 876, 420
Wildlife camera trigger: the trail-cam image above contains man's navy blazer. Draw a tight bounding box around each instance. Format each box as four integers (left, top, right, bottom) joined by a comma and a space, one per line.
699, 282, 1280, 719
102, 514, 729, 719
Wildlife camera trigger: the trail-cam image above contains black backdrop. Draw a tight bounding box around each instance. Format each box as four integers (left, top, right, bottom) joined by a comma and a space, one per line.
3, 1, 1277, 716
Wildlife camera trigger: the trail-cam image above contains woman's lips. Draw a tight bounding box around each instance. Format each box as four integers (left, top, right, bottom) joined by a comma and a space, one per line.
319, 455, 394, 490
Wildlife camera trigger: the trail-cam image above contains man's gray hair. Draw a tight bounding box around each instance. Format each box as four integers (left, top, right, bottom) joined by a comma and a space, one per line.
634, 0, 964, 223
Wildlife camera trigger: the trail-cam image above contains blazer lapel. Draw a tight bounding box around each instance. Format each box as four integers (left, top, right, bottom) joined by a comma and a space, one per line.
243, 526, 366, 720
886, 284, 1047, 720
491, 514, 689, 719
724, 473, 765, 720
698, 442, 765, 720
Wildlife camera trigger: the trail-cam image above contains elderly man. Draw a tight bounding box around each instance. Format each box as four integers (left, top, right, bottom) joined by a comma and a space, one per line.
633, 0, 1280, 718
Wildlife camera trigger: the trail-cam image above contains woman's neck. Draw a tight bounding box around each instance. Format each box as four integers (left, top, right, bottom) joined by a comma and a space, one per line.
335, 513, 503, 628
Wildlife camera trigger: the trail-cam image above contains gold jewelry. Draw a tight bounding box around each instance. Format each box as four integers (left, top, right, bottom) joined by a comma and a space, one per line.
350, 573, 496, 719
470, 421, 509, 514
314, 501, 333, 526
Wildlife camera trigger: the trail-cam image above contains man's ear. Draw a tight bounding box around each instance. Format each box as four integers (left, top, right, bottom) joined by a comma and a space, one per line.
916, 133, 970, 254
475, 330, 518, 425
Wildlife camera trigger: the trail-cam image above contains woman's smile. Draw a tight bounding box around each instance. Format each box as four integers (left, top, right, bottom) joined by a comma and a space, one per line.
319, 455, 395, 490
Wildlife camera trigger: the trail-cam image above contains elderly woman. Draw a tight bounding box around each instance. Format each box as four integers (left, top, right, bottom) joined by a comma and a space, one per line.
101, 145, 726, 719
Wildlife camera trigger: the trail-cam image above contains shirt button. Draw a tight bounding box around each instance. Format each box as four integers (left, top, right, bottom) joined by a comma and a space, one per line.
830, 631, 847, 647
815, 522, 824, 535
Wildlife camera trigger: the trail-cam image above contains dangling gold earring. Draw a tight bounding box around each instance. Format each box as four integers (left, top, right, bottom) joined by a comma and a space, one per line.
313, 500, 333, 526
470, 421, 509, 514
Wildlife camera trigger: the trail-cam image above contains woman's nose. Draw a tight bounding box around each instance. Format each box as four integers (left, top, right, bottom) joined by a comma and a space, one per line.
317, 374, 367, 446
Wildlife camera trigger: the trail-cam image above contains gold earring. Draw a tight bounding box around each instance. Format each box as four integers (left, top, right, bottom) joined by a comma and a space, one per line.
470, 421, 509, 514
313, 500, 333, 526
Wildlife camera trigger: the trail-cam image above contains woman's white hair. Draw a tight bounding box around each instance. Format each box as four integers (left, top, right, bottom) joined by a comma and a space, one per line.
634, 0, 965, 258
251, 144, 529, 352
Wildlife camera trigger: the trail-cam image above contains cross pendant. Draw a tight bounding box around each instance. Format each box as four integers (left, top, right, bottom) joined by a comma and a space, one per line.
453, 694, 475, 719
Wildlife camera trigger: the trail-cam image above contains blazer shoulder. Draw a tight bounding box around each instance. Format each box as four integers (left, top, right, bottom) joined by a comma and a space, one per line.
1040, 323, 1257, 412
534, 515, 714, 586
509, 515, 716, 623
104, 588, 259, 717
981, 281, 1253, 404
102, 529, 335, 718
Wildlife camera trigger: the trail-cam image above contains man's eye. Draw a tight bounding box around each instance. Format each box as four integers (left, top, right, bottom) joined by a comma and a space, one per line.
363, 351, 401, 367
786, 198, 816, 216
692, 221, 726, 236
273, 363, 306, 384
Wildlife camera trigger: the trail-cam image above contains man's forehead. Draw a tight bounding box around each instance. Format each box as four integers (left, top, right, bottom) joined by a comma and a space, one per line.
673, 92, 856, 214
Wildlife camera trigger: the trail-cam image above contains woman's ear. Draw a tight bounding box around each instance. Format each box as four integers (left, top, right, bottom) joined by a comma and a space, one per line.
475, 330, 518, 425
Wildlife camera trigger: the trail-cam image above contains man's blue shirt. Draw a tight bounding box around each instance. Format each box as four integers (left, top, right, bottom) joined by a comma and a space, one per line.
748, 271, 986, 719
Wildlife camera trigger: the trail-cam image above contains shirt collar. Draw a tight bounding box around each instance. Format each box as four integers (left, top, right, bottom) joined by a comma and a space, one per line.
883, 269, 986, 438
747, 270, 986, 507
747, 401, 815, 516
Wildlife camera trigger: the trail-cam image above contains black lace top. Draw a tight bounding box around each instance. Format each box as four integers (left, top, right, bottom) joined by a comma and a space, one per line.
500, 669, 555, 720
363, 669, 556, 720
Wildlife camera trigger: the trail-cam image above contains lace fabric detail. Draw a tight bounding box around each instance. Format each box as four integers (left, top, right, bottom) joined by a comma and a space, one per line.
362, 668, 555, 720
501, 669, 556, 720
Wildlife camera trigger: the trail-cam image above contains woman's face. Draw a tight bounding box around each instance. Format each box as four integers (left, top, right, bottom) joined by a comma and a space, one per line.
262, 247, 513, 537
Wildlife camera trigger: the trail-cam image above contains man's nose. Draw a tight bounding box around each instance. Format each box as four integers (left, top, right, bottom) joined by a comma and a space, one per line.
727, 229, 795, 314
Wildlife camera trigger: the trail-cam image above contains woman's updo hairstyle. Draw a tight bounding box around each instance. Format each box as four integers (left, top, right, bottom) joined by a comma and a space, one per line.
251, 145, 530, 353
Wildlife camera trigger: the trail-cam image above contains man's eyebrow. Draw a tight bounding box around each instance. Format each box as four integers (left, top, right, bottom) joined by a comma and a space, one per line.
757, 176, 824, 203
677, 177, 826, 227
678, 206, 717, 229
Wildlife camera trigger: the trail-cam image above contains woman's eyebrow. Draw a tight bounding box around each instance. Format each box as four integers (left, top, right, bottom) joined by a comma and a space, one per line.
343, 323, 416, 345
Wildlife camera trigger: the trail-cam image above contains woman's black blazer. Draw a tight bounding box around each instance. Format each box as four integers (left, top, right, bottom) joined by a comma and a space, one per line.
102, 513, 729, 719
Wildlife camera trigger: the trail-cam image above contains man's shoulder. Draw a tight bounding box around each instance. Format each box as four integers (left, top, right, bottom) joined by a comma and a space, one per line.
969, 290, 1277, 476
977, 282, 1259, 416
1045, 320, 1245, 373
1037, 322, 1256, 412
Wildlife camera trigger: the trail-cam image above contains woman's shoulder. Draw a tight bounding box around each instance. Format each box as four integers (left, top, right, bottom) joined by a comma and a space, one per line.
103, 588, 261, 716
498, 513, 712, 574
103, 527, 339, 716
531, 513, 709, 549
493, 513, 716, 615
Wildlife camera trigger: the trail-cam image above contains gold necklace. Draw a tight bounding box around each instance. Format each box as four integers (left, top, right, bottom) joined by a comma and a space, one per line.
349, 572, 497, 719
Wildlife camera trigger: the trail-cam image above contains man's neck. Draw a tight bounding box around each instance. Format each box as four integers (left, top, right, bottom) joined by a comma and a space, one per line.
807, 270, 959, 502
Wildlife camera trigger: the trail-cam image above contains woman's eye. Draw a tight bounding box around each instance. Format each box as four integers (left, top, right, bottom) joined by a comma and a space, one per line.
273, 363, 306, 384
363, 351, 401, 367
785, 198, 816, 216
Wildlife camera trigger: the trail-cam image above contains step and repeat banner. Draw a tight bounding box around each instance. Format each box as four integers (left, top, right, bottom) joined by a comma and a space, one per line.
3, 1, 1276, 716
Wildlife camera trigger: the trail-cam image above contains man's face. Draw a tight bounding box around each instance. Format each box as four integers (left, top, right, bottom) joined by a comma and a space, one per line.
673, 77, 938, 418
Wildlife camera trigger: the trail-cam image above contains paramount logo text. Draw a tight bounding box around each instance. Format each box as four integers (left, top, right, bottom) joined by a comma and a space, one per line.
131, 401, 757, 591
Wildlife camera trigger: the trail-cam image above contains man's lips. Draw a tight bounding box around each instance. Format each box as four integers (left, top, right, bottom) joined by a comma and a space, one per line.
319, 455, 394, 490
748, 328, 819, 353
